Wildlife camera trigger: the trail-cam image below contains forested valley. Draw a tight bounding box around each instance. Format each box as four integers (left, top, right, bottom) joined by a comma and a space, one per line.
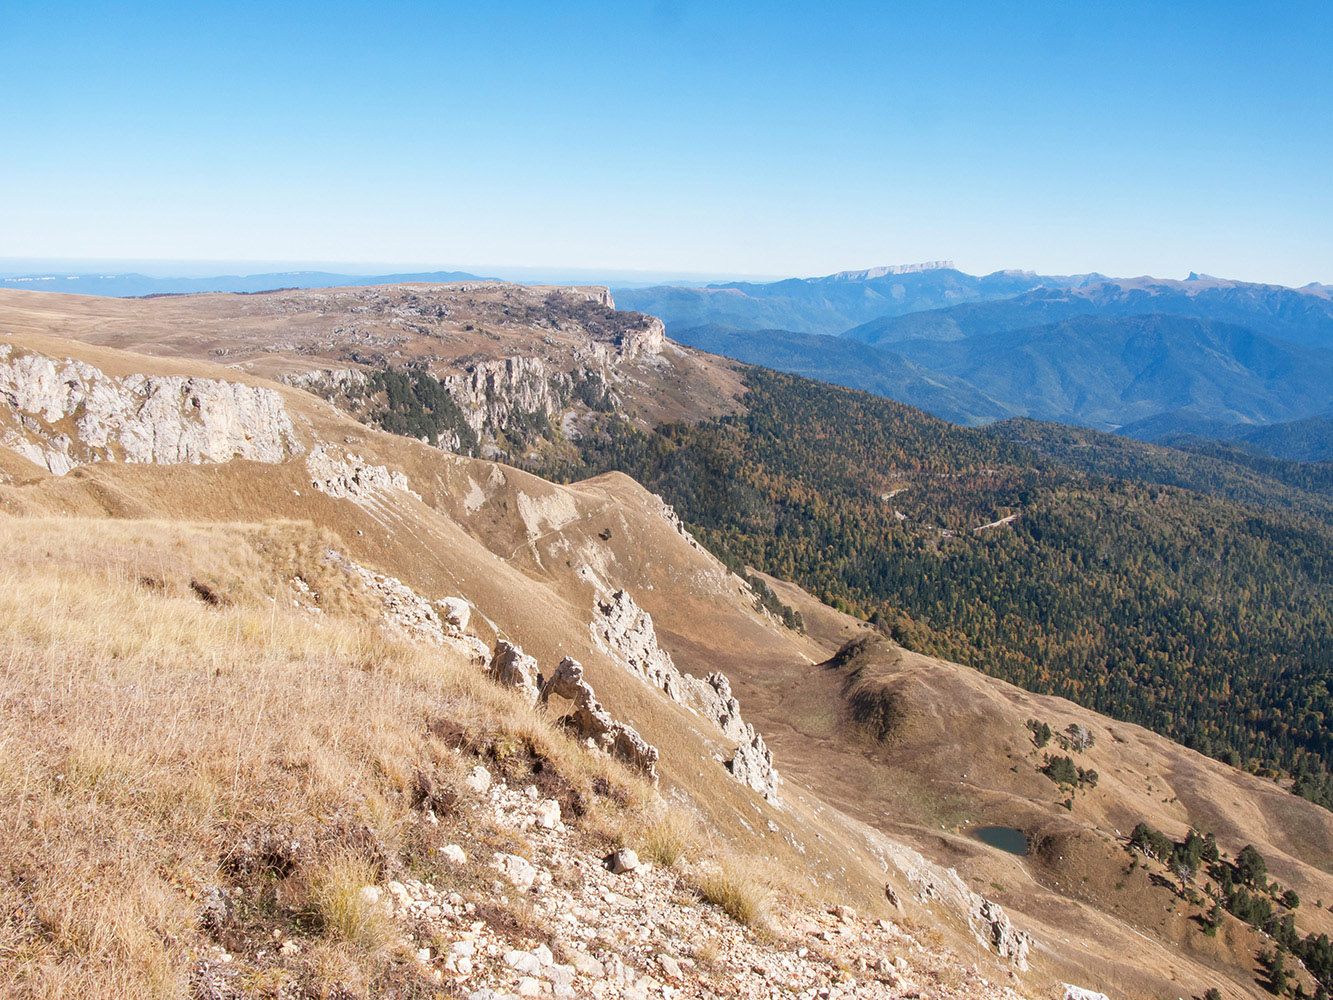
529, 369, 1333, 810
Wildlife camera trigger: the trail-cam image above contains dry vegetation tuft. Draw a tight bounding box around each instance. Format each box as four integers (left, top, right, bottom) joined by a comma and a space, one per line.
308, 850, 393, 951
690, 853, 776, 930
634, 808, 698, 868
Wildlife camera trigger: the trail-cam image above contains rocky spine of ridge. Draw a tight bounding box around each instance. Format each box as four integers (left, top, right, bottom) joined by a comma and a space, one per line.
0, 344, 302, 474
591, 589, 781, 801
318, 547, 491, 665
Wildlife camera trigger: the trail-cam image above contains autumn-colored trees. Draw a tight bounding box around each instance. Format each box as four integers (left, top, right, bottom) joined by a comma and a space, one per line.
532, 367, 1333, 811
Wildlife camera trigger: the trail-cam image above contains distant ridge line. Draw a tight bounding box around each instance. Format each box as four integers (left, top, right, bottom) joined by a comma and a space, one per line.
823, 261, 955, 281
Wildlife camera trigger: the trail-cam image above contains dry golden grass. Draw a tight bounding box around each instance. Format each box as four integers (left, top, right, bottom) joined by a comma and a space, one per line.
308, 850, 393, 951
0, 515, 644, 999
634, 808, 698, 868
690, 852, 775, 930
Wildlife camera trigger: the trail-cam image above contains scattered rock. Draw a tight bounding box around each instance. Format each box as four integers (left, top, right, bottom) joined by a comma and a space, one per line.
605, 848, 639, 874
493, 853, 538, 892
534, 799, 561, 830
504, 950, 543, 975
465, 765, 492, 795
658, 954, 683, 980
438, 596, 472, 634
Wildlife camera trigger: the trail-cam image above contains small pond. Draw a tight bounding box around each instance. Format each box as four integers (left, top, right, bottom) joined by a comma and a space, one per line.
974, 825, 1028, 857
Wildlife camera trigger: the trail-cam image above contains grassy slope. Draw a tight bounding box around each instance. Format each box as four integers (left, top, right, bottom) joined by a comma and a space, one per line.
0, 517, 647, 997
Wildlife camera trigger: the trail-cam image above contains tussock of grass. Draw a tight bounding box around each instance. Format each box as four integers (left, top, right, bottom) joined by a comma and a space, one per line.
692, 854, 774, 929
0, 515, 647, 999
309, 850, 392, 950
636, 809, 698, 868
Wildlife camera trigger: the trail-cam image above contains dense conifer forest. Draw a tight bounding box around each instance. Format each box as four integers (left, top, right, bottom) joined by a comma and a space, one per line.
530, 369, 1333, 809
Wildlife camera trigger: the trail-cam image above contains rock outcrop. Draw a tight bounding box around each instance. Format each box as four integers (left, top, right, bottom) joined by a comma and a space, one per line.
887, 840, 1032, 971
324, 549, 488, 663
443, 356, 559, 445
1063, 986, 1111, 1000
591, 590, 780, 801
488, 641, 544, 704
970, 898, 1032, 971
0, 345, 302, 474
279, 367, 369, 395
612, 314, 665, 360
540, 656, 660, 783
306, 445, 420, 502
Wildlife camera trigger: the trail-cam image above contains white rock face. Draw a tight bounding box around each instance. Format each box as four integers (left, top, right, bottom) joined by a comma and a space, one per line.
0, 344, 302, 474
591, 590, 780, 801
306, 445, 420, 502
443, 356, 558, 444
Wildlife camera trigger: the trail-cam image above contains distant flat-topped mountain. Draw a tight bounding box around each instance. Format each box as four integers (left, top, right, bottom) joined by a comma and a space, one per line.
614, 264, 1102, 337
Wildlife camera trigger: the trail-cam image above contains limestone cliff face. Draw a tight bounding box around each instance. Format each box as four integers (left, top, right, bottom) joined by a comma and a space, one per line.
438, 312, 664, 448
443, 356, 562, 445
0, 345, 302, 474
606, 314, 665, 361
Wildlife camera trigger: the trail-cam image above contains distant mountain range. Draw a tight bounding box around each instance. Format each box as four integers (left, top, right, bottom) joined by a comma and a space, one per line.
10, 260, 1333, 455
885, 313, 1333, 430
846, 274, 1333, 350
614, 263, 1104, 337
628, 265, 1333, 444
670, 323, 1015, 426
1128, 411, 1333, 464
0, 269, 487, 297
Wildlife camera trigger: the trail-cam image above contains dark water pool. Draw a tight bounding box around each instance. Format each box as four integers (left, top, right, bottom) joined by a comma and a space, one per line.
974, 825, 1028, 857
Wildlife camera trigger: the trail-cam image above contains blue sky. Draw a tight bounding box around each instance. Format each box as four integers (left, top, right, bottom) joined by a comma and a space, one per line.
2, 1, 1330, 284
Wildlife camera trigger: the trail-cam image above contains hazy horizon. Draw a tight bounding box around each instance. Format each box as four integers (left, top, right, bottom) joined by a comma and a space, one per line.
3, 256, 1328, 292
